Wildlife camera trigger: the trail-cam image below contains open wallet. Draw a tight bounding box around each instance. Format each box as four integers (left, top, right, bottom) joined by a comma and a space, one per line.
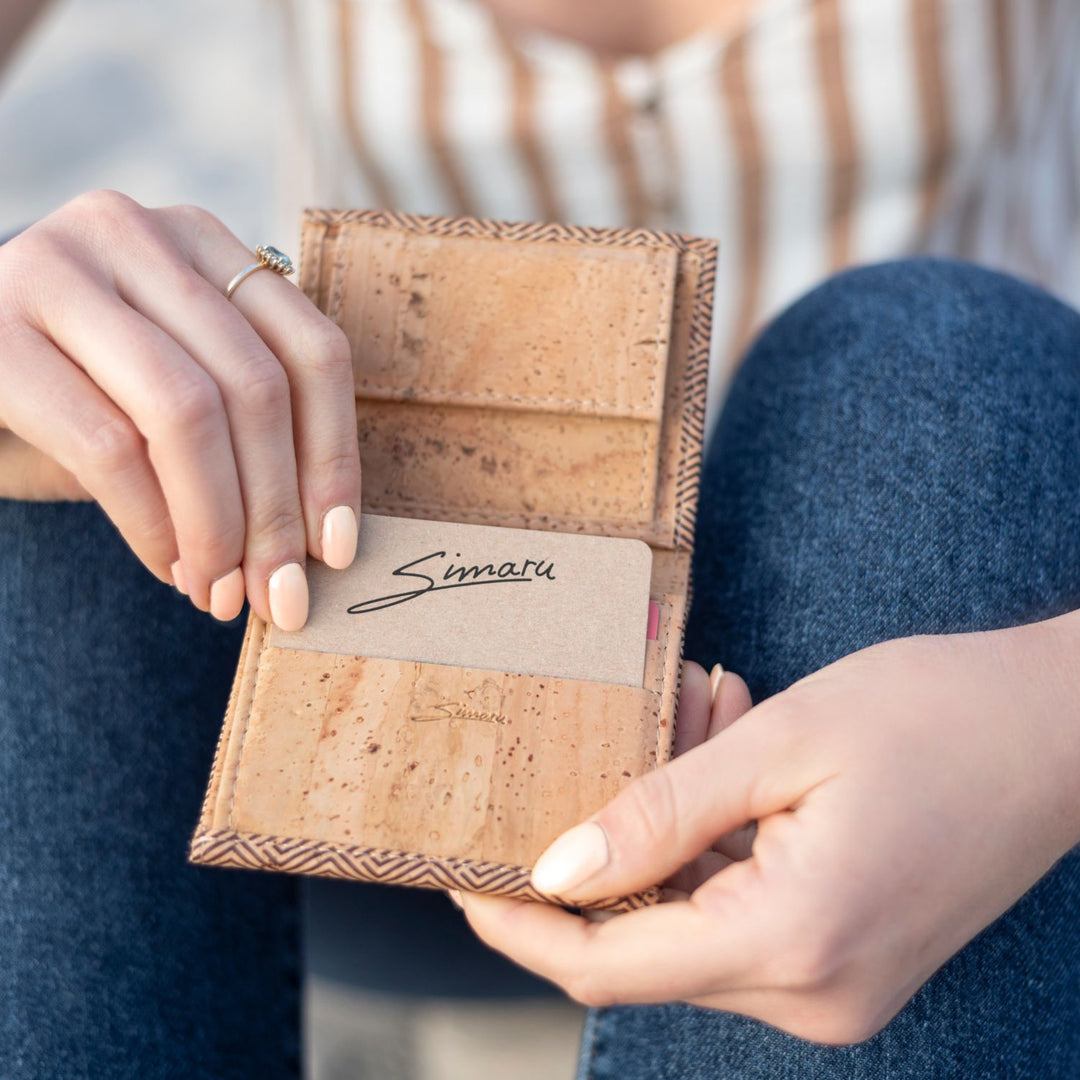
189, 210, 718, 912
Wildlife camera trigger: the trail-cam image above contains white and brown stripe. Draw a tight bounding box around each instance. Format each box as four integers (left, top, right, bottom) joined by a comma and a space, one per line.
279, 0, 1080, 428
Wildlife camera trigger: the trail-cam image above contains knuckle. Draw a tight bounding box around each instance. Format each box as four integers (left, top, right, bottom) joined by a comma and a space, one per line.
185, 520, 246, 571
66, 189, 146, 235
161, 203, 221, 243
8, 224, 65, 267
616, 767, 681, 852
69, 188, 139, 218
252, 501, 306, 552
308, 448, 361, 500
0, 226, 94, 319
237, 359, 291, 418
0, 244, 50, 320
160, 369, 224, 433
81, 415, 142, 473
295, 318, 353, 379
171, 265, 217, 307
135, 505, 176, 550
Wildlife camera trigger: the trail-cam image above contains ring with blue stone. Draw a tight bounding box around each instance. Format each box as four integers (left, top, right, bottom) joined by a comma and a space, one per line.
224, 244, 296, 300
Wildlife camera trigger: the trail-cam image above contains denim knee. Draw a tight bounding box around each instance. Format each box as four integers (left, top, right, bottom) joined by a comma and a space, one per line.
730, 256, 1080, 422
687, 258, 1080, 696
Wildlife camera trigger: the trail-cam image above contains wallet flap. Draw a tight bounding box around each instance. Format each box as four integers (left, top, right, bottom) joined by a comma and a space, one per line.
320, 223, 674, 421
300, 211, 717, 551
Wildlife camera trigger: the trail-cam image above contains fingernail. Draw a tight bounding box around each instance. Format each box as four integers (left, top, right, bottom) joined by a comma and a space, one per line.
171, 560, 187, 595
531, 821, 609, 896
321, 505, 358, 570
209, 567, 245, 622
709, 663, 725, 705
447, 889, 463, 909
268, 562, 309, 631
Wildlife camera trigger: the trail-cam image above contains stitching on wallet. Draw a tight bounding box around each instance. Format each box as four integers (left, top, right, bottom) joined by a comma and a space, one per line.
354, 384, 661, 415
327, 228, 352, 328
634, 272, 670, 516
299, 221, 321, 305
225, 621, 269, 827
198, 618, 256, 828
363, 500, 665, 538
673, 249, 712, 551
652, 610, 673, 767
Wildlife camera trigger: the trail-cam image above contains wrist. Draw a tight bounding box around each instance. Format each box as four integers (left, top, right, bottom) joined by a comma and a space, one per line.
1002, 610, 1080, 850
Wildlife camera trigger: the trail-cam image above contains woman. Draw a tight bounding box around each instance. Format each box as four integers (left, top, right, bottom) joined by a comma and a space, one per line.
1, 1, 1078, 1077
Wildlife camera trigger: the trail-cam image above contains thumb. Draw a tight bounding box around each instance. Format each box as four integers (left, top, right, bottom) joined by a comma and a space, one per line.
530, 703, 803, 904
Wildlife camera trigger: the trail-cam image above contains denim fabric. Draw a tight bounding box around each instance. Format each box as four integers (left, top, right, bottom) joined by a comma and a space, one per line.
0, 527, 553, 1079
580, 259, 1080, 1079
3, 257, 1078, 1077
0, 504, 299, 1078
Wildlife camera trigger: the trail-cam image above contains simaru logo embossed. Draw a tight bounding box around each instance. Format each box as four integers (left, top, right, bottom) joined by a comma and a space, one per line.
408, 700, 509, 726
347, 550, 556, 614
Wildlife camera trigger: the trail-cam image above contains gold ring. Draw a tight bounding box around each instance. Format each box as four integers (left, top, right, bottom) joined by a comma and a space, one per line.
224, 244, 295, 300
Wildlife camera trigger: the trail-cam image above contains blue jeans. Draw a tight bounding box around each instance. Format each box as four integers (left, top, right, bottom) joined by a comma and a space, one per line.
1, 259, 1078, 1077
581, 259, 1080, 1079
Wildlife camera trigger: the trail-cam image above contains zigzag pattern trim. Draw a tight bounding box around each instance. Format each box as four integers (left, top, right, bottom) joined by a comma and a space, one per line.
190, 828, 658, 913
303, 207, 718, 256
674, 242, 717, 552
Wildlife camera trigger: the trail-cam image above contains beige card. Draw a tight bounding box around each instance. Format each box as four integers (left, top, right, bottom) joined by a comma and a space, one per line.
270, 514, 652, 687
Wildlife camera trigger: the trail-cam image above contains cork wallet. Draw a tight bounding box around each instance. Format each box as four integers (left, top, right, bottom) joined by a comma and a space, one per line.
189, 210, 717, 911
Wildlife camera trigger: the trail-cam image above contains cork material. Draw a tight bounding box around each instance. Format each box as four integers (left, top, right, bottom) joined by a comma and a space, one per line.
300, 211, 715, 549
191, 211, 717, 910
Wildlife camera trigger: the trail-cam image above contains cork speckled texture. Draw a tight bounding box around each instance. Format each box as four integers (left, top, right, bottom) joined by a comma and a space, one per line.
191, 211, 717, 910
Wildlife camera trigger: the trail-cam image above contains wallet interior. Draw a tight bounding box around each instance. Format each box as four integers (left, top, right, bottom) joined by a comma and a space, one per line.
191, 211, 717, 911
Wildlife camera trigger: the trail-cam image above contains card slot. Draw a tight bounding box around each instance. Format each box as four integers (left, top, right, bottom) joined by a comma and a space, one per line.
355, 400, 662, 534
227, 649, 665, 874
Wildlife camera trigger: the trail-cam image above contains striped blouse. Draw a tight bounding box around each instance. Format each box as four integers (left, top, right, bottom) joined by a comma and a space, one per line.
276, 0, 1080, 426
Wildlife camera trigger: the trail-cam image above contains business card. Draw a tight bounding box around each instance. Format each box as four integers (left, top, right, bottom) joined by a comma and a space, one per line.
270, 514, 652, 687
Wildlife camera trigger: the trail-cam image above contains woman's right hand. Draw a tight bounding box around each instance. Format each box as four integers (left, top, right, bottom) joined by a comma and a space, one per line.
0, 189, 362, 630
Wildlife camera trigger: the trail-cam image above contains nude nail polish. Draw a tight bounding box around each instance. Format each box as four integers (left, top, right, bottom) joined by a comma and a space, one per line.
531, 821, 609, 896
709, 663, 725, 705
269, 562, 309, 632
171, 560, 187, 596
209, 567, 245, 622
321, 506, 358, 570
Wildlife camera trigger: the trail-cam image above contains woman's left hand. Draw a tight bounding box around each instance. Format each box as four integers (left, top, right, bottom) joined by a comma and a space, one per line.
459, 615, 1080, 1044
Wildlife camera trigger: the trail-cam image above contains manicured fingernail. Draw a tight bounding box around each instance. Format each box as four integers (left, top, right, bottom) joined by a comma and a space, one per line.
709, 663, 725, 705
268, 562, 309, 631
171, 560, 187, 595
209, 567, 245, 622
531, 822, 609, 896
447, 889, 463, 909
321, 505, 358, 570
